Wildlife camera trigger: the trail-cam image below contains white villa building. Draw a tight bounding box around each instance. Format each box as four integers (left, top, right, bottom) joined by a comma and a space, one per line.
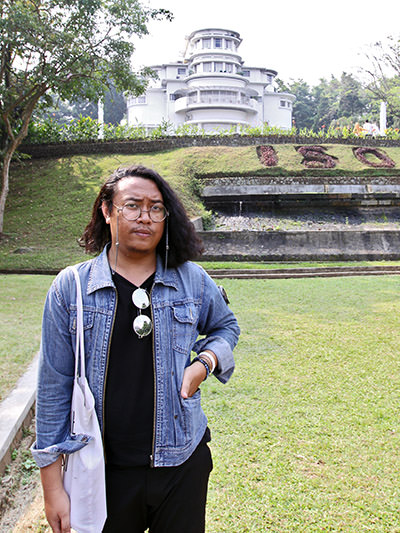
127, 28, 295, 133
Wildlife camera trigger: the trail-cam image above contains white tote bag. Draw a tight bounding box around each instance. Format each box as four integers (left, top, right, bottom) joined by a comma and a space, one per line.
63, 266, 107, 533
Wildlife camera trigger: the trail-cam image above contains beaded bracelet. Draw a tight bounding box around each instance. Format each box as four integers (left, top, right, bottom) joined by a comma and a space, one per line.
191, 356, 210, 379
198, 351, 217, 374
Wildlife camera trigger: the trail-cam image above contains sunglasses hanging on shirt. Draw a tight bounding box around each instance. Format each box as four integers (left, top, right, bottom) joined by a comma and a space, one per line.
132, 288, 152, 338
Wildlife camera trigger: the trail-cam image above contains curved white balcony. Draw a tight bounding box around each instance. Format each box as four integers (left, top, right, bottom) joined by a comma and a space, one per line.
175, 94, 258, 114
186, 72, 247, 85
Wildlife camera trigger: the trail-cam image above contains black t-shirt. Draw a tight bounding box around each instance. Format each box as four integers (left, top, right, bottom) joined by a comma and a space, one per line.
104, 269, 211, 467
104, 271, 155, 466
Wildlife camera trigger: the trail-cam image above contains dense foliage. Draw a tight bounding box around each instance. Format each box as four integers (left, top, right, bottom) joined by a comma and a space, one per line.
363, 37, 400, 126
279, 73, 373, 131
40, 84, 127, 126
279, 59, 400, 132
23, 115, 400, 144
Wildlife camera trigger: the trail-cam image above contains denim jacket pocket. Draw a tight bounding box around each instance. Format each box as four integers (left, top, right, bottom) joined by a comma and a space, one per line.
68, 308, 96, 358
180, 389, 202, 443
172, 304, 199, 354
69, 307, 95, 334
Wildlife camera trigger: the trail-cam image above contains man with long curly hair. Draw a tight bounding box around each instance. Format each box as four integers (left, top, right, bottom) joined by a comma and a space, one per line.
32, 165, 240, 533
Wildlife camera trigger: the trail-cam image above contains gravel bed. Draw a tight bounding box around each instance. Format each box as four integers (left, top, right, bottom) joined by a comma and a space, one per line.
213, 208, 400, 231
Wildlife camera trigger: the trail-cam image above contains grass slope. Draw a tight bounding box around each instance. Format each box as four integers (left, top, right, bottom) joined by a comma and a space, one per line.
1, 150, 203, 269
2, 144, 400, 270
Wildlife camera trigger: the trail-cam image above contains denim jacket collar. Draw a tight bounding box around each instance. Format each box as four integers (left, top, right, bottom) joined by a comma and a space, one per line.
154, 256, 179, 291
87, 245, 178, 295
87, 246, 115, 295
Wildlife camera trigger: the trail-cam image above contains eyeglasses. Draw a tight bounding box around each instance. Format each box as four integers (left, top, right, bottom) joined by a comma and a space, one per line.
132, 288, 152, 338
113, 202, 168, 223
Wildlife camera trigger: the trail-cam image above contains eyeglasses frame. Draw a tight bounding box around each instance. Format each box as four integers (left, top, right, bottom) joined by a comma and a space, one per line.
112, 202, 169, 223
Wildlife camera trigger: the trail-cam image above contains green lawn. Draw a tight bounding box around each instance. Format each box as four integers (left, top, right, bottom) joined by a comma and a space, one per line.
0, 275, 53, 401
2, 274, 400, 531
204, 275, 400, 531
200, 260, 400, 270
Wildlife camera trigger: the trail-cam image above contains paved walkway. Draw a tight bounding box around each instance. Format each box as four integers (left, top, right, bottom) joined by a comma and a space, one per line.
0, 354, 38, 475
0, 354, 44, 531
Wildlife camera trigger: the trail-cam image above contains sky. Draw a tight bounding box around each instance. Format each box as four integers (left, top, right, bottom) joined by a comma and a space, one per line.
132, 0, 400, 86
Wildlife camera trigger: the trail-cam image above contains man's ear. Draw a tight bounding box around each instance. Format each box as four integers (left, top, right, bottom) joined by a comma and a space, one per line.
101, 202, 111, 224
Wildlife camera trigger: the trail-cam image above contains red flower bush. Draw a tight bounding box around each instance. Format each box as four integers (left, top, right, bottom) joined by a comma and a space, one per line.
353, 147, 396, 168
257, 145, 278, 167
296, 145, 337, 168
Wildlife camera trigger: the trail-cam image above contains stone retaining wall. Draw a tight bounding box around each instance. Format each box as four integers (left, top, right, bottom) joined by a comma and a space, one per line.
200, 175, 400, 186
202, 183, 400, 210
198, 229, 400, 261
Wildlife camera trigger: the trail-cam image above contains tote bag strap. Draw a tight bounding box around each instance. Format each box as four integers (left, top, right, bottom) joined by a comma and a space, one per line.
70, 266, 86, 381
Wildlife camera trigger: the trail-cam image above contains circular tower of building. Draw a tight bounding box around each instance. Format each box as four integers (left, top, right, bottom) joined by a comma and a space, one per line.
179, 28, 258, 131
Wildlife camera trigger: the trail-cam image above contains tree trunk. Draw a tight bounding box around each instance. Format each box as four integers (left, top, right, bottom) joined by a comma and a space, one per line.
0, 92, 44, 235
0, 141, 18, 235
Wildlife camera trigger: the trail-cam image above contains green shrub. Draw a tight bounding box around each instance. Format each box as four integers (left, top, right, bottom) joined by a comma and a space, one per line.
27, 118, 65, 143
64, 115, 100, 141
24, 117, 400, 144
102, 122, 147, 140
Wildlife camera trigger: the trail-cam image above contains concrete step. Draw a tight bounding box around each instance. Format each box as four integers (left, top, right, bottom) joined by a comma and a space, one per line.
208, 267, 400, 279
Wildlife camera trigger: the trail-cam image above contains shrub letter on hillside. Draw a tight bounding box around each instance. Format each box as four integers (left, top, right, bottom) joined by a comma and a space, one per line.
352, 147, 396, 168
256, 145, 278, 167
295, 146, 338, 168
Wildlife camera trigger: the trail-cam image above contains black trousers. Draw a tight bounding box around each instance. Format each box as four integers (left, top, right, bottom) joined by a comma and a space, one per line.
102, 442, 213, 533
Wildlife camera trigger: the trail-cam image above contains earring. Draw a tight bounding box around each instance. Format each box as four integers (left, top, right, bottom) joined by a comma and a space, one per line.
164, 218, 169, 271
113, 212, 120, 274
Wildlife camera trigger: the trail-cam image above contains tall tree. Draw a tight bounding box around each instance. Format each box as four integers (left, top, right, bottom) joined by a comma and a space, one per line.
284, 74, 369, 131
0, 0, 172, 235
363, 36, 400, 127
337, 72, 367, 118
278, 79, 315, 130
37, 83, 127, 126
311, 77, 340, 130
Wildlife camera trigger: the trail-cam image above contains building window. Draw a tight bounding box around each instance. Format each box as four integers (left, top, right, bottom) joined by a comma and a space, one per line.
199, 89, 241, 104
287, 102, 291, 108
225, 63, 233, 73
177, 67, 186, 75
280, 100, 286, 107
225, 40, 232, 49
242, 70, 250, 77
214, 62, 223, 72
266, 74, 273, 83
188, 92, 198, 104
203, 38, 211, 49
130, 95, 146, 104
214, 37, 222, 48
203, 62, 212, 72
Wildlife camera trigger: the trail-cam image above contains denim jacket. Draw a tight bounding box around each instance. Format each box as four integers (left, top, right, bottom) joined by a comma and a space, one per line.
32, 246, 240, 468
